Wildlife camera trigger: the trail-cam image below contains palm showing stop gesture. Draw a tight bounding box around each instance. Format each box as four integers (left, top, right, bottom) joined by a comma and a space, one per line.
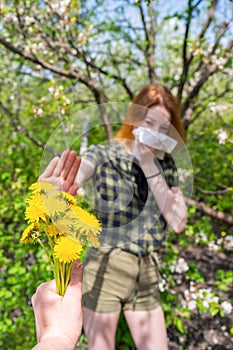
39, 150, 81, 195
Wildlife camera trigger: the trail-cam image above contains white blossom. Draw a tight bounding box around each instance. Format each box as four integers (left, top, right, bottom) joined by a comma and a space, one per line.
198, 288, 219, 309
210, 55, 227, 69
195, 231, 208, 244
54, 90, 60, 98
208, 102, 228, 114
49, 0, 71, 15
217, 238, 223, 245
208, 241, 219, 252
187, 300, 197, 311
182, 282, 198, 310
37, 108, 43, 116
170, 258, 189, 274
159, 277, 169, 292
177, 168, 192, 183
24, 16, 34, 26
215, 128, 228, 145
224, 236, 233, 251
70, 48, 77, 55
48, 86, 55, 93
189, 281, 196, 293
221, 301, 232, 315
17, 7, 24, 15
184, 288, 197, 301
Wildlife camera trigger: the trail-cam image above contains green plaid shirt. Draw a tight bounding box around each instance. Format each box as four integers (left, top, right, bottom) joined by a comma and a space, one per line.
82, 141, 178, 255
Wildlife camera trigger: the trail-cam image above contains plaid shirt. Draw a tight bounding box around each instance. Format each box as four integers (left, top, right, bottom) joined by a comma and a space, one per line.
82, 141, 178, 255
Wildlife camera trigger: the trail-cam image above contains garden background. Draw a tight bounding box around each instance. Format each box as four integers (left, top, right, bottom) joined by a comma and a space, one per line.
0, 0, 232, 349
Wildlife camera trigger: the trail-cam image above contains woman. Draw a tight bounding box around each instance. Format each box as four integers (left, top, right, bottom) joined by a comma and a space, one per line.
40, 84, 187, 350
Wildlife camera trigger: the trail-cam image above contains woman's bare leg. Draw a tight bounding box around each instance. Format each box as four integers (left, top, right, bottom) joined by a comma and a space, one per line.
124, 306, 168, 350
83, 307, 121, 350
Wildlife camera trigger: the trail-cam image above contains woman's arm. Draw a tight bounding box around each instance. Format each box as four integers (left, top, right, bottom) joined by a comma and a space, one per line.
139, 145, 187, 233
75, 158, 95, 185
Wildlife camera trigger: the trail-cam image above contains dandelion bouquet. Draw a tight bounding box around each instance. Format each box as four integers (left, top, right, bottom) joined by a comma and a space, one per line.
21, 181, 101, 296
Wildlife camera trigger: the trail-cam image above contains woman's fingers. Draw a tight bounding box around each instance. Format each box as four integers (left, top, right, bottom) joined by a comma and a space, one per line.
65, 157, 81, 182
61, 151, 79, 180
38, 156, 60, 180
53, 150, 71, 177
66, 183, 80, 196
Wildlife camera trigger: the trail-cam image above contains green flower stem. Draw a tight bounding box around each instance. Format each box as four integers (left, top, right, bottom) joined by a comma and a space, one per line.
54, 258, 61, 295
64, 262, 73, 291
53, 261, 73, 296
37, 238, 53, 265
60, 262, 65, 296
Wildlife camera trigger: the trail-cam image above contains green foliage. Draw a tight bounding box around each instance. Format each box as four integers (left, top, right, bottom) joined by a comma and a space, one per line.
214, 270, 233, 292
185, 263, 205, 283
0, 116, 52, 349
187, 109, 233, 214
116, 312, 135, 349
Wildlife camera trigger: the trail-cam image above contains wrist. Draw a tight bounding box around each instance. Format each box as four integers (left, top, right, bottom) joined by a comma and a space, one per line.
141, 164, 160, 178
33, 335, 75, 350
146, 171, 161, 179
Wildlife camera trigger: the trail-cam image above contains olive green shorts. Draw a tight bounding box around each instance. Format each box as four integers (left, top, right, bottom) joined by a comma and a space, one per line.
82, 247, 161, 313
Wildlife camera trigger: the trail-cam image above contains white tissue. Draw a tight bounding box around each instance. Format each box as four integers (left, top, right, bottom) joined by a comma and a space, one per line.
132, 127, 177, 153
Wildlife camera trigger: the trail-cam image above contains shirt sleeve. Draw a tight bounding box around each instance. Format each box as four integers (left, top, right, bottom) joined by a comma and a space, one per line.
81, 144, 104, 169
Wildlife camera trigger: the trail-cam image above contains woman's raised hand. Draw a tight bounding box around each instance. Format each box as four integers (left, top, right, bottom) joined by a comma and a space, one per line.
38, 150, 81, 195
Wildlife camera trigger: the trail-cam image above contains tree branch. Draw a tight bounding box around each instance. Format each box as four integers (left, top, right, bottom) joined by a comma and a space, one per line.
196, 186, 229, 195
0, 36, 114, 137
177, 0, 193, 100
181, 66, 213, 115
194, 0, 218, 45
0, 102, 55, 154
0, 36, 90, 85
177, 0, 218, 100
183, 82, 231, 128
139, 1, 157, 83
186, 197, 233, 225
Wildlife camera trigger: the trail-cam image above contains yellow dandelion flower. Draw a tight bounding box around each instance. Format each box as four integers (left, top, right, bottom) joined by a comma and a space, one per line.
85, 231, 100, 248
29, 182, 41, 193
25, 193, 47, 223
30, 181, 55, 194
77, 231, 100, 248
63, 192, 77, 205
63, 205, 101, 246
20, 223, 39, 243
53, 236, 83, 263
221, 231, 227, 237
52, 215, 74, 231
45, 202, 101, 245
71, 205, 101, 232
42, 193, 68, 217
47, 224, 62, 237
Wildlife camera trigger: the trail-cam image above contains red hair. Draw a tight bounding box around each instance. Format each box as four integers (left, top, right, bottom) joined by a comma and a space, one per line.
117, 84, 186, 142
